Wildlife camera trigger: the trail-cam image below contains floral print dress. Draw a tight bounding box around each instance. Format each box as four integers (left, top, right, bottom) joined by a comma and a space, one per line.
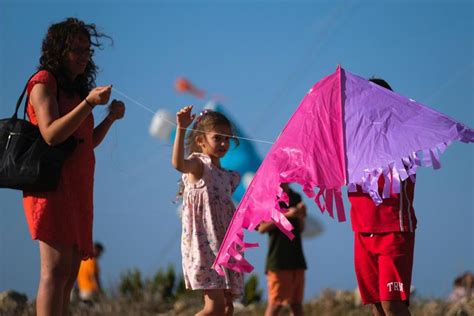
181, 153, 243, 297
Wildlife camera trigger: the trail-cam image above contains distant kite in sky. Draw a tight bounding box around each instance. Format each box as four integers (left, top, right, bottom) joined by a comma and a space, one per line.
175, 77, 205, 98
214, 66, 474, 276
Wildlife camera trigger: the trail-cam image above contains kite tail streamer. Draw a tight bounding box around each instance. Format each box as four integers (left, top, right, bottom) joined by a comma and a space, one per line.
351, 135, 473, 204
312, 187, 345, 222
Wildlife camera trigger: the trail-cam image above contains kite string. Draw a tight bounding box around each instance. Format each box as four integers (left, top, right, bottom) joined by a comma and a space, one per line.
112, 87, 275, 145
248, 0, 356, 135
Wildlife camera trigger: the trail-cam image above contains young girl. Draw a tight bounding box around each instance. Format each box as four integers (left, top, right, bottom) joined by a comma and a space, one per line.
172, 105, 243, 316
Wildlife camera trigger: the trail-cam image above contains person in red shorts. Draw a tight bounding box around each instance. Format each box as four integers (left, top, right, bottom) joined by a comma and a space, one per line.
349, 78, 416, 316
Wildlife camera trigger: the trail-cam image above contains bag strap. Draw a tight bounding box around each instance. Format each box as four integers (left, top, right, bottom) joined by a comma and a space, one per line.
12, 71, 39, 120
14, 71, 60, 120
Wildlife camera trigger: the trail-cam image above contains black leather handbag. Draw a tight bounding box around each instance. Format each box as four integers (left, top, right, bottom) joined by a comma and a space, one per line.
0, 73, 77, 191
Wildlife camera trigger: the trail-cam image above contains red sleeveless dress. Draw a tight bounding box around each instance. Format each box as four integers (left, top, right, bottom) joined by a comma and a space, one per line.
23, 70, 96, 259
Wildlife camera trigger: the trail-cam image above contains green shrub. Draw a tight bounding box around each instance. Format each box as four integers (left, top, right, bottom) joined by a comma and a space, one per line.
119, 268, 143, 299
243, 274, 263, 305
175, 275, 187, 297
150, 265, 176, 300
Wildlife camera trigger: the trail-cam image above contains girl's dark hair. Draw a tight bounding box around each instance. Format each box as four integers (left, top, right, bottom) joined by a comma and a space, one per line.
38, 17, 111, 98
369, 78, 393, 91
185, 110, 239, 155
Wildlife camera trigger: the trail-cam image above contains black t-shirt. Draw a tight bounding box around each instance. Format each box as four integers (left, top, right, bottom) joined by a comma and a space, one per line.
265, 189, 307, 272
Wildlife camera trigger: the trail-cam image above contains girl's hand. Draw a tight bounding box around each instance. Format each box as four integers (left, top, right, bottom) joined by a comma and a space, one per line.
86, 85, 113, 106
176, 105, 195, 129
107, 99, 125, 121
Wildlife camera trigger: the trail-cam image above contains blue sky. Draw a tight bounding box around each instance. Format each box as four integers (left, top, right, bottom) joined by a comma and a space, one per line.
1, 0, 473, 301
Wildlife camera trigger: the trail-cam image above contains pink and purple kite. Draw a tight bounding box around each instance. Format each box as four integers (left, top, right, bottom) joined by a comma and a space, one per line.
214, 66, 473, 275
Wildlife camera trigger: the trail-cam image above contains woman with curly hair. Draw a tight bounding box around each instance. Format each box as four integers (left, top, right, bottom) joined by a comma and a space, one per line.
23, 17, 125, 316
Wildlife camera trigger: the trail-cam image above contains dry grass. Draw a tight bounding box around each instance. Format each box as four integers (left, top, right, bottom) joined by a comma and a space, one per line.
4, 289, 473, 316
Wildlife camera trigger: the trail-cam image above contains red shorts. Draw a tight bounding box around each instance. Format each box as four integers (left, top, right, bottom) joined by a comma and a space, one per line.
267, 270, 305, 305
354, 232, 415, 305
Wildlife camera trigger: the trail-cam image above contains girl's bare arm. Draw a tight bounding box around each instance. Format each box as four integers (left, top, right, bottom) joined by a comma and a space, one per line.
171, 105, 203, 180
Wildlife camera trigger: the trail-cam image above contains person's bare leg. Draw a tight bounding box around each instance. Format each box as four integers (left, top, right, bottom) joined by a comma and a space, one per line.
36, 241, 73, 316
372, 302, 386, 316
196, 289, 226, 316
62, 247, 82, 315
289, 303, 303, 316
223, 291, 234, 316
381, 301, 410, 316
264, 303, 283, 316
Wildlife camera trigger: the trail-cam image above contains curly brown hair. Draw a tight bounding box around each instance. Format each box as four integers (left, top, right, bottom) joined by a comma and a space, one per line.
38, 17, 112, 98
